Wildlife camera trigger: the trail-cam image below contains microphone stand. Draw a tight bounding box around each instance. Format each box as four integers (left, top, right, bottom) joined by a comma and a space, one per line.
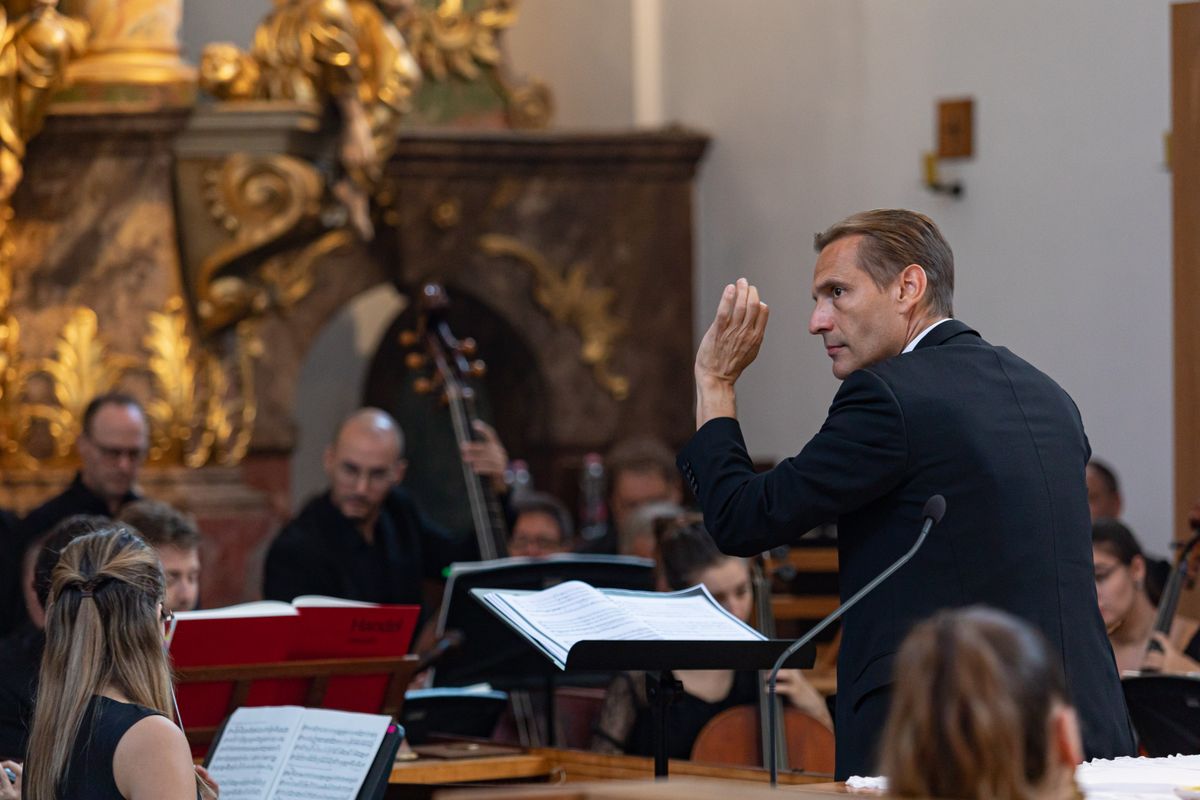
766, 495, 944, 787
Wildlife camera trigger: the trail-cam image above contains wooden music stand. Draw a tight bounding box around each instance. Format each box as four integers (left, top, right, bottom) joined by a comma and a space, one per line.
174, 654, 420, 750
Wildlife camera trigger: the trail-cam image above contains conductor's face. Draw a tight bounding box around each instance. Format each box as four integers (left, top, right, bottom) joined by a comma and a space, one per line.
809, 235, 910, 379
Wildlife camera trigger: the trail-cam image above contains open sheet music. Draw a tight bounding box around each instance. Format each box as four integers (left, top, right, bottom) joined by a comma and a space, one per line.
472, 580, 765, 669
205, 706, 399, 800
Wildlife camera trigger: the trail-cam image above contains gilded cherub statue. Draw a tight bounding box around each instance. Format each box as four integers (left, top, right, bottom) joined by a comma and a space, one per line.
0, 0, 87, 309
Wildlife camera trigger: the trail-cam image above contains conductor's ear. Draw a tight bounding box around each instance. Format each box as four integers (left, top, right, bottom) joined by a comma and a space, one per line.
895, 264, 928, 312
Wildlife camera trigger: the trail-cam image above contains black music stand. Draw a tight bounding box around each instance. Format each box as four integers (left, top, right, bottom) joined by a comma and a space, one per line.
432, 555, 655, 745
553, 640, 813, 777
433, 554, 656, 689
1122, 674, 1200, 756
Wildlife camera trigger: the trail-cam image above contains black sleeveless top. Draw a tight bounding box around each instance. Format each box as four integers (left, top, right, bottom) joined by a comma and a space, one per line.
626, 670, 760, 759
60, 696, 161, 799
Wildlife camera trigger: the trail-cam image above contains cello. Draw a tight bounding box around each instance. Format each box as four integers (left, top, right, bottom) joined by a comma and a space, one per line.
689, 557, 835, 773
1142, 526, 1200, 672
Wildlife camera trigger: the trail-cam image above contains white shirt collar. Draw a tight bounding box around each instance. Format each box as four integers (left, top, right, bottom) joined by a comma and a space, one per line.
902, 318, 953, 354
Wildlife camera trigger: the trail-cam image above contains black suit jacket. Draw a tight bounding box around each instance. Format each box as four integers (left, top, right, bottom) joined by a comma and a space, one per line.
678, 320, 1135, 778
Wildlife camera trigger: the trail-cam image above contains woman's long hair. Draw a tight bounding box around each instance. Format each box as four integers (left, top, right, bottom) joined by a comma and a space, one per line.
24, 526, 173, 800
880, 606, 1070, 800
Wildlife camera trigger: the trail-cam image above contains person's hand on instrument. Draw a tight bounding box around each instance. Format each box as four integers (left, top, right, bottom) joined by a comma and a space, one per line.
461, 420, 509, 494
772, 669, 833, 729
196, 764, 219, 799
1142, 630, 1200, 675
0, 761, 21, 800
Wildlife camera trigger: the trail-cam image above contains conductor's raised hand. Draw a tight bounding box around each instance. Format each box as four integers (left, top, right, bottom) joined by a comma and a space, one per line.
695, 278, 769, 387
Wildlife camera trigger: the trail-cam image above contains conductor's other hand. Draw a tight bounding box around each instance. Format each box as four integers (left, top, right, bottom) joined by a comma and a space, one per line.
461, 420, 509, 494
695, 277, 769, 388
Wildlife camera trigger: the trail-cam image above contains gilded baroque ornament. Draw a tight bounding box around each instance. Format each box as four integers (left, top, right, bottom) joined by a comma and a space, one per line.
478, 234, 629, 401
0, 0, 87, 316
0, 301, 259, 469
406, 0, 551, 128
196, 152, 352, 336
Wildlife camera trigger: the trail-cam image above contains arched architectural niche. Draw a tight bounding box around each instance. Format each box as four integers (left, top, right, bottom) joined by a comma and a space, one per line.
363, 287, 552, 538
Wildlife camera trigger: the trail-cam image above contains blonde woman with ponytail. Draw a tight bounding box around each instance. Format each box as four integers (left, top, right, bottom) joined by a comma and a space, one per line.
880, 607, 1083, 800
12, 526, 217, 800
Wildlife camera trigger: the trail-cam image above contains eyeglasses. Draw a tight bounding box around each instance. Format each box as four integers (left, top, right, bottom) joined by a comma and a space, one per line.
87, 438, 146, 462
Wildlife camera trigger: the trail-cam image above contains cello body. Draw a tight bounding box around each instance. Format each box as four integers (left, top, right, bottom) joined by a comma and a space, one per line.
690, 704, 834, 773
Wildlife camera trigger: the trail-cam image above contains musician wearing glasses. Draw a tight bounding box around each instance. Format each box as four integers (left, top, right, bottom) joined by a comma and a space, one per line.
263, 408, 497, 610
1092, 518, 1200, 675
22, 393, 147, 536
2, 394, 149, 639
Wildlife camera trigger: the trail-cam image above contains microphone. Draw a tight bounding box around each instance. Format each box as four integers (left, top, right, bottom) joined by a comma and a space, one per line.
766, 494, 946, 786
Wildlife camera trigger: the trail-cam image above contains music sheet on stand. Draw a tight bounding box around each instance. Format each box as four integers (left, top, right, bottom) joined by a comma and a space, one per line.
483, 581, 764, 669
207, 706, 390, 800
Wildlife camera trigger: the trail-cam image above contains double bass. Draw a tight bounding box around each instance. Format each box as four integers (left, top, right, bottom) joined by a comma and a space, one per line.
406, 283, 509, 560
407, 284, 549, 744
1142, 526, 1200, 672
689, 558, 835, 773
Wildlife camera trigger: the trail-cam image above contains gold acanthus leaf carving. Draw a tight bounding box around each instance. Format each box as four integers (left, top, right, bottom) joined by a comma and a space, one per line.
0, 301, 258, 470
143, 296, 198, 464
34, 307, 127, 456
142, 297, 260, 468
478, 233, 629, 401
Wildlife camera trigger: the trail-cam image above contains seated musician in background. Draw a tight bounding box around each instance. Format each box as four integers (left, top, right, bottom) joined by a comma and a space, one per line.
588, 436, 683, 554
1086, 459, 1123, 522
880, 606, 1082, 799
508, 492, 573, 557
1092, 518, 1200, 674
590, 519, 830, 759
2, 393, 147, 639
620, 500, 685, 562
0, 515, 109, 761
263, 408, 498, 609
118, 499, 202, 613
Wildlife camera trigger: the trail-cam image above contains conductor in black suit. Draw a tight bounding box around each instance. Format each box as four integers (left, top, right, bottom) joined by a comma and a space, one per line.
677, 209, 1135, 778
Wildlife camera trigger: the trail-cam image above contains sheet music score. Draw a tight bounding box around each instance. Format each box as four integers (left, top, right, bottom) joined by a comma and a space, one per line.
477, 580, 764, 669
206, 706, 391, 800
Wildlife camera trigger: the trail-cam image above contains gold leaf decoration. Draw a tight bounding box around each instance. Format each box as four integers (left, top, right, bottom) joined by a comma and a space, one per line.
479, 233, 629, 400
36, 307, 123, 454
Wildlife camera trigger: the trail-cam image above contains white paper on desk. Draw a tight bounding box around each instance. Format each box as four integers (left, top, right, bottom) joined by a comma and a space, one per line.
1078, 754, 1200, 799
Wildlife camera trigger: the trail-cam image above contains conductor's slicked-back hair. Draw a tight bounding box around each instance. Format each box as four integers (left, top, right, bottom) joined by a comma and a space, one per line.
814, 209, 954, 317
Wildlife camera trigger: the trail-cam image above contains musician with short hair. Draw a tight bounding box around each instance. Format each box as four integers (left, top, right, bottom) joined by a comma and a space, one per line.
1092, 518, 1200, 674
263, 408, 499, 609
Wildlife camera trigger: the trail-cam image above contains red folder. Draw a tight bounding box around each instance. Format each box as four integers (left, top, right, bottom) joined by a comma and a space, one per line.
169, 598, 419, 740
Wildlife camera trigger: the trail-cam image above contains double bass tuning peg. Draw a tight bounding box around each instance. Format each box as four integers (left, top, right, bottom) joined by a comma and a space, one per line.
405, 352, 425, 370
399, 330, 419, 348
469, 360, 487, 378
413, 377, 435, 395
459, 338, 478, 357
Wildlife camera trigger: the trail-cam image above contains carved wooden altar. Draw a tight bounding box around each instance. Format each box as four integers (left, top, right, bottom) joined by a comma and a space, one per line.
4, 108, 707, 604
0, 0, 707, 606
